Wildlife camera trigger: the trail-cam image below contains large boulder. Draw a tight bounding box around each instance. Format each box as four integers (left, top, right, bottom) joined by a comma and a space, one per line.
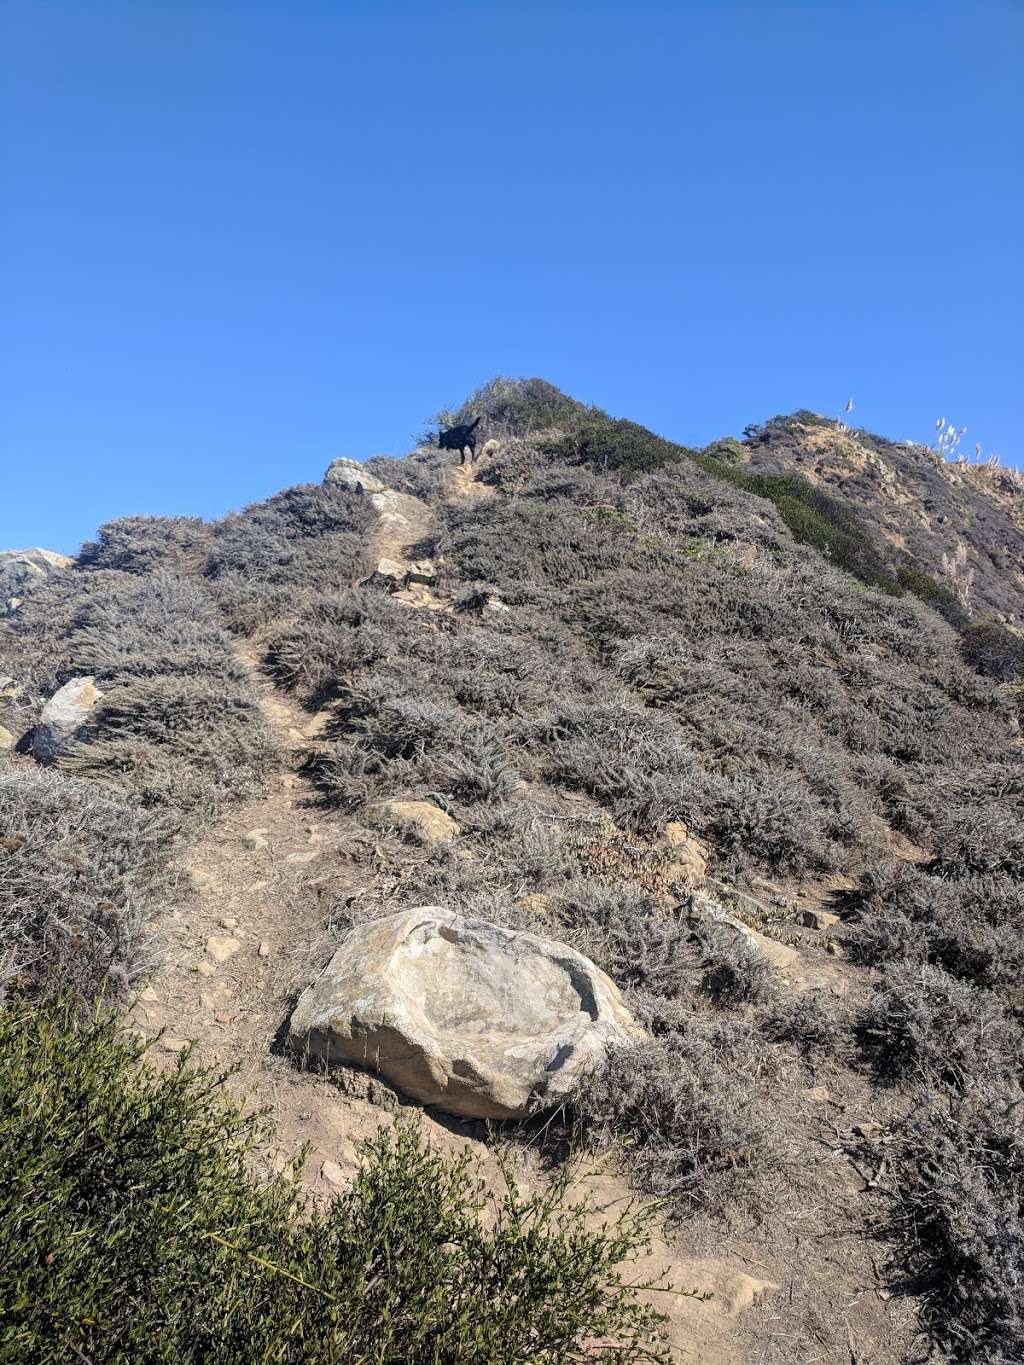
287, 907, 642, 1119
33, 676, 103, 762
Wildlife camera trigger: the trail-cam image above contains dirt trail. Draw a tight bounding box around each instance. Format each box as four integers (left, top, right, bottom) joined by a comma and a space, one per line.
129, 457, 891, 1363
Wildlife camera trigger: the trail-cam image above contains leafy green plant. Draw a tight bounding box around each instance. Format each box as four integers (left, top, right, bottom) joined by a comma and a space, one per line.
0, 995, 672, 1364
541, 415, 695, 479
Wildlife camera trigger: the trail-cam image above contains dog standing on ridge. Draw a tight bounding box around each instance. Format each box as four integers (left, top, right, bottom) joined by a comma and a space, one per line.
438, 416, 481, 465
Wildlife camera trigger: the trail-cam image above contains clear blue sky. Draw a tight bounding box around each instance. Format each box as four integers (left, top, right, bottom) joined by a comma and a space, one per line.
3, 1, 1021, 554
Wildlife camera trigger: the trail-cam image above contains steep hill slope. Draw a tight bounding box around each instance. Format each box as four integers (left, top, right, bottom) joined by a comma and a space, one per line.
740, 410, 1024, 629
2, 378, 1022, 1364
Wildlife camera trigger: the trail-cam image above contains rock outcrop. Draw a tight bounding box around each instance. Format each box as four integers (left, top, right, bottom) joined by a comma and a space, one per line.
323, 458, 385, 495
663, 820, 708, 887
287, 906, 641, 1119
32, 676, 103, 762
0, 547, 72, 613
688, 891, 799, 971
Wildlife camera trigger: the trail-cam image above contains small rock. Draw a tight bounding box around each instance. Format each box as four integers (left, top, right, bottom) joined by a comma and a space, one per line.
33, 676, 103, 762
195, 961, 218, 977
286, 849, 320, 864
518, 892, 551, 920
162, 1037, 189, 1053
243, 830, 270, 852
271, 1153, 295, 1181
662, 823, 708, 886
717, 1271, 779, 1316
321, 1159, 347, 1187
361, 557, 406, 593
688, 892, 800, 970
826, 941, 847, 958
138, 985, 158, 1003
482, 594, 510, 620
258, 941, 271, 958
366, 799, 461, 847
0, 725, 13, 750
219, 916, 239, 930
664, 821, 693, 847
214, 1011, 236, 1025
854, 1120, 883, 1140
749, 930, 800, 971
206, 935, 241, 963
404, 558, 437, 587
201, 984, 234, 1011
804, 1086, 830, 1103
799, 908, 841, 930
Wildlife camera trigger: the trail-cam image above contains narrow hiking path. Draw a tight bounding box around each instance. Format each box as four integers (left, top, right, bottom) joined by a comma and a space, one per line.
128, 455, 895, 1364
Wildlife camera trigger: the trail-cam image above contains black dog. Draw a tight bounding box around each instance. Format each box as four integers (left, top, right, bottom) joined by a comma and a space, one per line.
438, 416, 481, 464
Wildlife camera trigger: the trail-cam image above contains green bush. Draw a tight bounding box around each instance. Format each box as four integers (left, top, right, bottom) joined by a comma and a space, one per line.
894, 559, 969, 629
451, 376, 586, 436
541, 415, 695, 479
0, 996, 672, 1364
695, 460, 900, 593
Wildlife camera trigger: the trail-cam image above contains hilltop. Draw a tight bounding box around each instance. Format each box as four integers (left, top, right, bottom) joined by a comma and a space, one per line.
1, 378, 1022, 1364
740, 411, 1024, 627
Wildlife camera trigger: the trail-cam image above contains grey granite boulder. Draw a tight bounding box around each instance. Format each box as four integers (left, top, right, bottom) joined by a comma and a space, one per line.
288, 906, 641, 1119
33, 676, 103, 762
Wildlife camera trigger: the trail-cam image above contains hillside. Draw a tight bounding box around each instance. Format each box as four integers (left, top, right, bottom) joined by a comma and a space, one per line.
2, 378, 1023, 1364
740, 410, 1024, 629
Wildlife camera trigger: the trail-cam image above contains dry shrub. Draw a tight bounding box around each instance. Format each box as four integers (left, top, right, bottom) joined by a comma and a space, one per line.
858, 962, 1022, 1089
884, 1088, 1024, 1364
0, 768, 178, 1003
566, 1017, 778, 1213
